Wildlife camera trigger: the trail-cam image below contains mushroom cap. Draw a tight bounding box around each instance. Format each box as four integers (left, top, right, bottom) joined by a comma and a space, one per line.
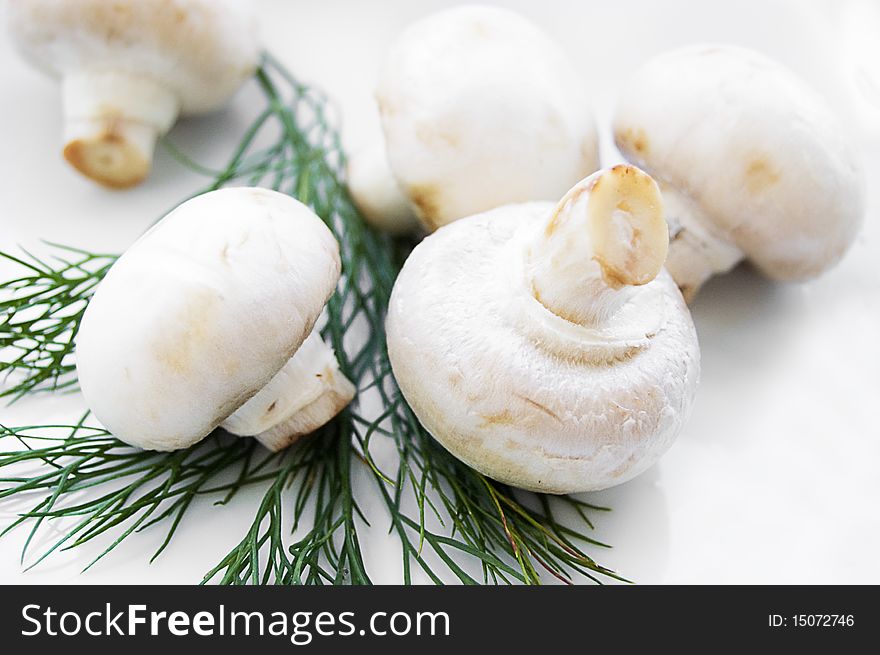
75, 187, 341, 451
386, 203, 700, 493
346, 141, 419, 235
614, 44, 865, 281
7, 0, 260, 113
376, 5, 599, 230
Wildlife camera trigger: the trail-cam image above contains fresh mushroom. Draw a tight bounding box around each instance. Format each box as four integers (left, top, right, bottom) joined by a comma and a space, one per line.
386, 165, 700, 493
346, 141, 420, 236
360, 4, 599, 232
75, 187, 355, 452
7, 0, 260, 189
613, 44, 865, 300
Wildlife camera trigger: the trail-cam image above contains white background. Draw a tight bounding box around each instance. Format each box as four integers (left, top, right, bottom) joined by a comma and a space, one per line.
1, 0, 878, 584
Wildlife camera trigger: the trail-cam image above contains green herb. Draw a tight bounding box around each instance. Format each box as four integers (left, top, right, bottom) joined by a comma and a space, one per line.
0, 245, 116, 402
0, 54, 620, 584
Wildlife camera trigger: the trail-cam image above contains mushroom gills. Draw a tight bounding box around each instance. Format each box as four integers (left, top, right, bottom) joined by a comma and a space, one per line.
220, 329, 355, 452
62, 71, 180, 188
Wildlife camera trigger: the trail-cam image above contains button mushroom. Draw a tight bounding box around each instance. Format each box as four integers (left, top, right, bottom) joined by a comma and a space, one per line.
346, 141, 420, 236
613, 44, 866, 300
386, 165, 700, 494
75, 187, 355, 452
7, 0, 261, 189
360, 5, 599, 232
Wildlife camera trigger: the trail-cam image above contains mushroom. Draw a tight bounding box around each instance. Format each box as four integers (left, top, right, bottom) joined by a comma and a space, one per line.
386, 165, 700, 493
346, 141, 420, 236
613, 44, 866, 300
7, 0, 260, 189
361, 4, 599, 232
75, 187, 355, 452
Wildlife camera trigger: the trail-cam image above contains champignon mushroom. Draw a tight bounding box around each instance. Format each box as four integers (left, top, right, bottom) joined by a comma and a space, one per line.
613, 44, 865, 300
346, 141, 420, 235
7, 0, 260, 189
386, 165, 700, 493
361, 4, 599, 232
75, 187, 355, 452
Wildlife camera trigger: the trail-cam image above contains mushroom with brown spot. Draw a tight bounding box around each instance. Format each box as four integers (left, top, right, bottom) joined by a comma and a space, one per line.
349, 5, 600, 233
386, 165, 700, 493
75, 187, 355, 452
7, 0, 260, 188
613, 44, 865, 300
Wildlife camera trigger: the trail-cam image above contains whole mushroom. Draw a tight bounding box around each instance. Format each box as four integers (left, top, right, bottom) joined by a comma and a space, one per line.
356, 4, 599, 232
613, 44, 866, 300
387, 165, 700, 493
7, 0, 260, 189
75, 187, 355, 452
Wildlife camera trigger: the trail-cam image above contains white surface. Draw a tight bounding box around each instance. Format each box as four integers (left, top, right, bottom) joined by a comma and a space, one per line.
1, 0, 878, 584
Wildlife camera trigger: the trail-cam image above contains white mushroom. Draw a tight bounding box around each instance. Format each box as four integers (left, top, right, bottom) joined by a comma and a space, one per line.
386, 165, 700, 494
365, 4, 599, 232
346, 141, 420, 235
7, 0, 260, 188
613, 44, 866, 300
75, 187, 355, 452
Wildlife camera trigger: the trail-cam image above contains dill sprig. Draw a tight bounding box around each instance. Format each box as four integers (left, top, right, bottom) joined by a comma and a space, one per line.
0, 245, 116, 401
0, 54, 620, 584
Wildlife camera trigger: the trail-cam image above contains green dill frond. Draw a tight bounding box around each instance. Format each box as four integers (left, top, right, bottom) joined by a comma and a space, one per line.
0, 53, 620, 585
0, 246, 116, 402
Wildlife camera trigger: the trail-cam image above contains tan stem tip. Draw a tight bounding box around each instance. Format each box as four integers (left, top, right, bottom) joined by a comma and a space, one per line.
586, 165, 668, 287
63, 117, 156, 189
528, 165, 669, 327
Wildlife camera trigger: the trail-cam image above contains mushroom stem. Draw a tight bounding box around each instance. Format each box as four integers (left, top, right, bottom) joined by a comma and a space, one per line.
220, 329, 356, 452
660, 184, 744, 301
526, 165, 669, 326
61, 70, 180, 188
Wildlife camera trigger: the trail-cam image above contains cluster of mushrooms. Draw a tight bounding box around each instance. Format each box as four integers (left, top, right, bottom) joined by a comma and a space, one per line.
8, 3, 865, 494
